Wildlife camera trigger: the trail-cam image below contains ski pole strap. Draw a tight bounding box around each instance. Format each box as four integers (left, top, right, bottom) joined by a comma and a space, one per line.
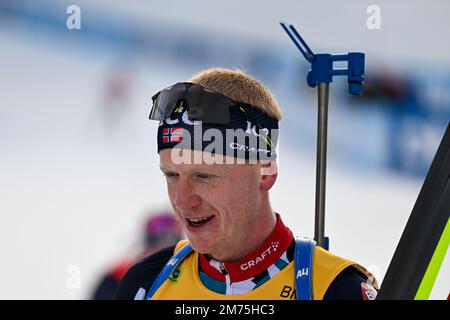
295, 237, 316, 300
145, 242, 193, 300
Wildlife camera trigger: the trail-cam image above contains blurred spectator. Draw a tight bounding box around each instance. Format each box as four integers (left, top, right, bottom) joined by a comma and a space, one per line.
362, 66, 413, 102
98, 63, 135, 138
91, 211, 184, 300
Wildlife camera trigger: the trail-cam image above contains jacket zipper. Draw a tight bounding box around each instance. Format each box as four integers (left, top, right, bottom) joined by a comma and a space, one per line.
219, 262, 232, 295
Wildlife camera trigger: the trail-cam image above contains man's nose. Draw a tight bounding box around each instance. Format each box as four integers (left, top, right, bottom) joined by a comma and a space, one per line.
174, 177, 201, 210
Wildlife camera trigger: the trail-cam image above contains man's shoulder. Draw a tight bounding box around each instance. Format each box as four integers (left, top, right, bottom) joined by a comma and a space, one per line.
312, 247, 378, 300
114, 245, 175, 300
293, 243, 376, 300
324, 266, 378, 300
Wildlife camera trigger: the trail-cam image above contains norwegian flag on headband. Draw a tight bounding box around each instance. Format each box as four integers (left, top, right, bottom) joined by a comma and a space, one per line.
162, 128, 184, 143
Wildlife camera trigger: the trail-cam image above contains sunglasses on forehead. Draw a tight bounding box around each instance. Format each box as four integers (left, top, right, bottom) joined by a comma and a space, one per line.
150, 82, 236, 124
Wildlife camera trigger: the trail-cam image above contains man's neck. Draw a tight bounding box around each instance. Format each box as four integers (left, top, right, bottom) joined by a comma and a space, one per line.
211, 208, 277, 262
199, 213, 293, 283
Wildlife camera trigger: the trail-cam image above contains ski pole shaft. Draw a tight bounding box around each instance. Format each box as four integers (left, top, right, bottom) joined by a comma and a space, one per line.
314, 82, 329, 248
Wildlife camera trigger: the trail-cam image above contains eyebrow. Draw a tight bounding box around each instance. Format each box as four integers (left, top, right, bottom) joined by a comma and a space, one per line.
159, 165, 225, 176
159, 166, 176, 174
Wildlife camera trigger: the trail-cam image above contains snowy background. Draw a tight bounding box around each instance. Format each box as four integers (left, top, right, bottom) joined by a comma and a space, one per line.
0, 0, 448, 299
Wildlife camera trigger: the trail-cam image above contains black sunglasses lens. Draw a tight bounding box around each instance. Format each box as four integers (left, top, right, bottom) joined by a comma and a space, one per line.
186, 86, 230, 124
149, 83, 187, 120
150, 83, 232, 124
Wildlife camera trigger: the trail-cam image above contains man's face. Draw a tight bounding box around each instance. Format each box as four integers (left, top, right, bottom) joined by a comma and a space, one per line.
159, 149, 266, 260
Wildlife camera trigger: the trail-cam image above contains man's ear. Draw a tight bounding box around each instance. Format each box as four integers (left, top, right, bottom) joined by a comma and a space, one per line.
259, 160, 278, 191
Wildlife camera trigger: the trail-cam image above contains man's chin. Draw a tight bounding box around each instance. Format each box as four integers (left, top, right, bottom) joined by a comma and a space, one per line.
187, 238, 213, 255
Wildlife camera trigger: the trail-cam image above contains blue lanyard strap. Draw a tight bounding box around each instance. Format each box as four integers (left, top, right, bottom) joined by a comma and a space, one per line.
295, 238, 316, 300
145, 242, 193, 300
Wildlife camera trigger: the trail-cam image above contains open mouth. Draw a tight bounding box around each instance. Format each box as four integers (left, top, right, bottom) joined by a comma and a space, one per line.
186, 215, 214, 228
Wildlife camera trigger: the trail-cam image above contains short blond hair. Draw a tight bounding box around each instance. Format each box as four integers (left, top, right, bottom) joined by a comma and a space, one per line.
189, 68, 282, 120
